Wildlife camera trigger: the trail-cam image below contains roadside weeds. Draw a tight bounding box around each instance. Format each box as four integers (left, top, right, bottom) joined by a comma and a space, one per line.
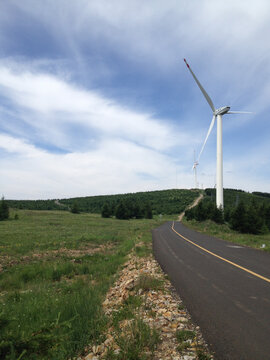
81, 242, 213, 360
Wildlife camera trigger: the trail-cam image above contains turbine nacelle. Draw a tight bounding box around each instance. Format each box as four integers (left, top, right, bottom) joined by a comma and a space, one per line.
214, 106, 230, 116
192, 161, 199, 169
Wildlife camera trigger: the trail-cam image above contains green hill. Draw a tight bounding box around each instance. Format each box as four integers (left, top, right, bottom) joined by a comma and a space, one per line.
204, 188, 270, 208
7, 189, 200, 215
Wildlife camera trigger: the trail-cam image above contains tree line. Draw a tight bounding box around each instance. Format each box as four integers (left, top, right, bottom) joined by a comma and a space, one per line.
61, 189, 200, 215
185, 192, 270, 235
185, 201, 224, 224
101, 200, 153, 219
6, 199, 60, 211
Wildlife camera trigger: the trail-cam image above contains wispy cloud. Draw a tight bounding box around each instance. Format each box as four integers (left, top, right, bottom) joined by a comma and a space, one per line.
0, 63, 196, 198
0, 0, 270, 198
0, 134, 191, 199
0, 63, 186, 151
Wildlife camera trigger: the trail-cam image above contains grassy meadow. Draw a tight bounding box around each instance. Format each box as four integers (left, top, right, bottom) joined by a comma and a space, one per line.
182, 218, 270, 252
0, 209, 175, 360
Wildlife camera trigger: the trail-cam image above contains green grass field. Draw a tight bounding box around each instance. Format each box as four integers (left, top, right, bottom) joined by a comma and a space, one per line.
2, 189, 268, 359
0, 209, 175, 360
182, 218, 270, 252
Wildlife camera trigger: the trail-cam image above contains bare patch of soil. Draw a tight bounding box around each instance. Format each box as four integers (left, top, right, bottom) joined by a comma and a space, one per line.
0, 244, 114, 271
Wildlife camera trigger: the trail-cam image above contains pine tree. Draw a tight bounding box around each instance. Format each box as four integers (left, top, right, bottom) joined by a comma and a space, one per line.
245, 205, 264, 234
115, 201, 129, 220
101, 203, 111, 218
132, 201, 143, 219
258, 203, 266, 219
258, 203, 270, 232
144, 202, 153, 219
265, 206, 270, 230
224, 208, 231, 223
230, 202, 247, 232
71, 201, 80, 214
185, 207, 194, 221
206, 201, 215, 220
0, 197, 9, 220
195, 201, 207, 221
211, 206, 224, 224
124, 199, 133, 219
110, 202, 116, 216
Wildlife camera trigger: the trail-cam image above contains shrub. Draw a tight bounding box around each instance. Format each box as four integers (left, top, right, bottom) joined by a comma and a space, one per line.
176, 329, 196, 342
115, 317, 160, 359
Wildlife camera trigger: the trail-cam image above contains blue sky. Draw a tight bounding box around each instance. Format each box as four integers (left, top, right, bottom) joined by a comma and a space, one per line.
0, 0, 270, 199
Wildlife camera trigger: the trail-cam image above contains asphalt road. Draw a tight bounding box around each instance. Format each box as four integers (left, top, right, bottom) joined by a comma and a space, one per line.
152, 221, 270, 360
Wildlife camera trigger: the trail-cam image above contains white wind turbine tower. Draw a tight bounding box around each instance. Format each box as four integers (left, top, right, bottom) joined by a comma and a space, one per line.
184, 59, 251, 209
192, 150, 199, 189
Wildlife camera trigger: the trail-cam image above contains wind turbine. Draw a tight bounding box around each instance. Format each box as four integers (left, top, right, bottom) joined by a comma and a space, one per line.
192, 150, 199, 188
184, 58, 251, 209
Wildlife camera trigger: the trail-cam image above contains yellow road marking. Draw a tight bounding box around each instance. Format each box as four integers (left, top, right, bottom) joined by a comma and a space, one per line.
171, 222, 270, 284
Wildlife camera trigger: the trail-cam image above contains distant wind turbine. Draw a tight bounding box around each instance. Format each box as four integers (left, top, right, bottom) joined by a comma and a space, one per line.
184, 58, 251, 209
192, 150, 199, 189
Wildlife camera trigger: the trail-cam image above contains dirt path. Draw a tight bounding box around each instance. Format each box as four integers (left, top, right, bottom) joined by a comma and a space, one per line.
54, 199, 69, 209
178, 193, 203, 221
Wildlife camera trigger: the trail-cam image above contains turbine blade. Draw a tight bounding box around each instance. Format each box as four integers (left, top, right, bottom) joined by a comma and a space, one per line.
184, 58, 215, 112
227, 111, 253, 114
198, 115, 216, 161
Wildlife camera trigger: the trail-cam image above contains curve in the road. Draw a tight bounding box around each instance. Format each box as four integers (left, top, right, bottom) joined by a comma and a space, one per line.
172, 221, 270, 284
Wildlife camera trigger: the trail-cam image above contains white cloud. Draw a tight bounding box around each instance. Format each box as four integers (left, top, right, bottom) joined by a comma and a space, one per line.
0, 134, 43, 157
0, 62, 194, 198
5, 0, 270, 116
0, 60, 200, 199
0, 64, 189, 151
0, 134, 191, 199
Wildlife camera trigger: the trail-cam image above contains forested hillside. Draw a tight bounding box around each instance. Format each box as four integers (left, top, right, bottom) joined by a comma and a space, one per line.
185, 188, 270, 234
7, 189, 200, 215
205, 188, 270, 208
5, 199, 59, 211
